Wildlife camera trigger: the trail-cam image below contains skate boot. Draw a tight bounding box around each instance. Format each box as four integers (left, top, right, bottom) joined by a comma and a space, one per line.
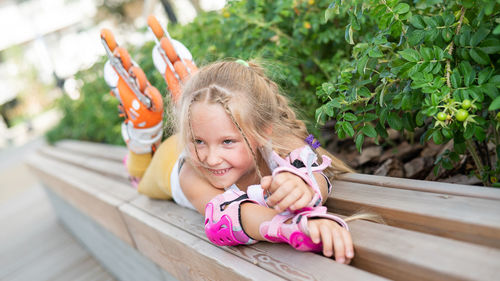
147, 15, 198, 103
101, 28, 164, 154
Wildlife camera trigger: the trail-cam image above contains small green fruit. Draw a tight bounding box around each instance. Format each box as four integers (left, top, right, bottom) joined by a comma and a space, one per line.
462, 99, 472, 110
437, 112, 447, 121
456, 109, 469, 122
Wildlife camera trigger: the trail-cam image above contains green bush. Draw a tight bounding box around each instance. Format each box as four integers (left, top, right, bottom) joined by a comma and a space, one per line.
315, 0, 500, 185
49, 0, 350, 143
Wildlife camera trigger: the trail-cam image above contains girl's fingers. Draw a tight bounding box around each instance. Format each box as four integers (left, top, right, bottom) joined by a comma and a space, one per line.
266, 183, 290, 207
332, 227, 346, 264
260, 176, 273, 190
290, 191, 312, 211
319, 224, 334, 257
308, 220, 321, 244
341, 228, 354, 260
275, 188, 302, 211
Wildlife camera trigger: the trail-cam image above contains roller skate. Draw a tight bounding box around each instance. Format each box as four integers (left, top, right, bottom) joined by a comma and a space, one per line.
101, 28, 163, 154
147, 15, 198, 103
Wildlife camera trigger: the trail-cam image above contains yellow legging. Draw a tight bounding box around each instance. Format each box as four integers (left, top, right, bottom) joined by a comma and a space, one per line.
127, 134, 181, 200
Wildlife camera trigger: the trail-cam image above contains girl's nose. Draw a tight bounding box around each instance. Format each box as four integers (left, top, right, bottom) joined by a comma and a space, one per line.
204, 147, 222, 166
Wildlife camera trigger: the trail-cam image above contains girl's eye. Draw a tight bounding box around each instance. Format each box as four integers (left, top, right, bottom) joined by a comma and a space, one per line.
223, 139, 234, 145
194, 139, 204, 145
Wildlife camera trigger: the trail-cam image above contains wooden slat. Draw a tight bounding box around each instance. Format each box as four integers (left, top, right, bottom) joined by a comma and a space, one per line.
348, 219, 500, 281
27, 154, 137, 246
46, 187, 168, 281
129, 196, 387, 281
121, 203, 286, 281
337, 173, 500, 200
39, 146, 129, 183
327, 181, 500, 248
56, 139, 127, 162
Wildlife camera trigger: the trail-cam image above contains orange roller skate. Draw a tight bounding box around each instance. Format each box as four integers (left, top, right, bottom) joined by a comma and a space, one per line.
101, 28, 164, 154
147, 15, 198, 103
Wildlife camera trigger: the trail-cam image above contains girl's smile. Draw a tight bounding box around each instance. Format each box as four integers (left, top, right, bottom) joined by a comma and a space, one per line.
189, 102, 257, 189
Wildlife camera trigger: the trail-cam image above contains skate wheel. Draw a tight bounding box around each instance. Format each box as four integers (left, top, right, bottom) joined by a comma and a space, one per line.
144, 86, 164, 112
114, 47, 132, 70
147, 15, 164, 39
160, 37, 179, 63
184, 59, 198, 74
129, 66, 148, 92
101, 28, 117, 52
165, 66, 181, 103
174, 61, 189, 82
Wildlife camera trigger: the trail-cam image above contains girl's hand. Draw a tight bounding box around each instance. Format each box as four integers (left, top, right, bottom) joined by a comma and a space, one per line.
261, 173, 314, 212
308, 218, 354, 264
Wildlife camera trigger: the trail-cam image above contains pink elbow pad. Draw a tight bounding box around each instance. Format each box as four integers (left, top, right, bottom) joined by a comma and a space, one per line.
271, 145, 332, 207
204, 189, 258, 246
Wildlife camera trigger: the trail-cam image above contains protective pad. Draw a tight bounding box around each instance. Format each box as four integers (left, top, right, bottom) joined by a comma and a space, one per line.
205, 189, 258, 246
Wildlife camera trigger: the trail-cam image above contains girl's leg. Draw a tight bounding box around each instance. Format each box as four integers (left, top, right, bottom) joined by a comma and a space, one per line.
133, 134, 181, 199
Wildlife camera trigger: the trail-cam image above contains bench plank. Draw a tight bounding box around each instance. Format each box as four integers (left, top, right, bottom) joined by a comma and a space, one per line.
337, 173, 500, 200
27, 154, 136, 246
39, 146, 129, 183
327, 181, 500, 248
56, 140, 128, 162
348, 218, 500, 281
129, 196, 388, 281
121, 203, 286, 281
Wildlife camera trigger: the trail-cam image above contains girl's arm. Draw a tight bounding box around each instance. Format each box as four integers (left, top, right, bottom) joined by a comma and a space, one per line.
180, 161, 352, 263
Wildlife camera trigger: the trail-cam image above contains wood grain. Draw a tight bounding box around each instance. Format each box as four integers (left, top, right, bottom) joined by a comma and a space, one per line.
337, 173, 500, 200
27, 154, 136, 246
327, 180, 500, 248
55, 140, 127, 162
129, 196, 388, 281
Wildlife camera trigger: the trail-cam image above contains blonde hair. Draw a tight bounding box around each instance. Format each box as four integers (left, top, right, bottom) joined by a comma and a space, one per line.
176, 60, 354, 182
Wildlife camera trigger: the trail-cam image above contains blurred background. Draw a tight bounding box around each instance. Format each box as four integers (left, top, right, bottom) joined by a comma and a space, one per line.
0, 0, 225, 149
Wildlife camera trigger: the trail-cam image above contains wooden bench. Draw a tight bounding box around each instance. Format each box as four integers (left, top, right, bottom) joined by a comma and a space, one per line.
27, 140, 500, 281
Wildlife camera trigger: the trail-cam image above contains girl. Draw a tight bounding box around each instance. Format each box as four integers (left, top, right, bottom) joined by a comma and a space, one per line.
105, 54, 355, 263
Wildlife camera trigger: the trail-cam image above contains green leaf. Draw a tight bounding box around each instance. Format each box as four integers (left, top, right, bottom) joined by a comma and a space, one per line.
408, 30, 425, 45
322, 83, 335, 95
369, 47, 384, 58
420, 47, 433, 61
410, 15, 426, 29
433, 129, 443, 144
387, 112, 403, 130
443, 12, 455, 26
355, 133, 364, 153
393, 3, 410, 14
490, 75, 500, 86
399, 49, 420, 62
470, 27, 490, 47
423, 16, 437, 28
469, 48, 490, 65
478, 68, 493, 85
464, 124, 475, 139
357, 55, 369, 75
342, 121, 355, 137
345, 24, 354, 45
442, 28, 453, 42
451, 68, 461, 88
358, 87, 371, 98
489, 96, 500, 111
362, 124, 377, 138
480, 38, 500, 54
344, 112, 358, 121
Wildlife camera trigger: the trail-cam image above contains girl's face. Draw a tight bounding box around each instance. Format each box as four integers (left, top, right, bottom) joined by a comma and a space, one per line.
188, 102, 257, 190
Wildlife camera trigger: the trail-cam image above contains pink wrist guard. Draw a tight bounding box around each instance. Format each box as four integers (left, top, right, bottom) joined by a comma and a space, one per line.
271, 145, 332, 207
259, 206, 349, 252
205, 189, 258, 246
